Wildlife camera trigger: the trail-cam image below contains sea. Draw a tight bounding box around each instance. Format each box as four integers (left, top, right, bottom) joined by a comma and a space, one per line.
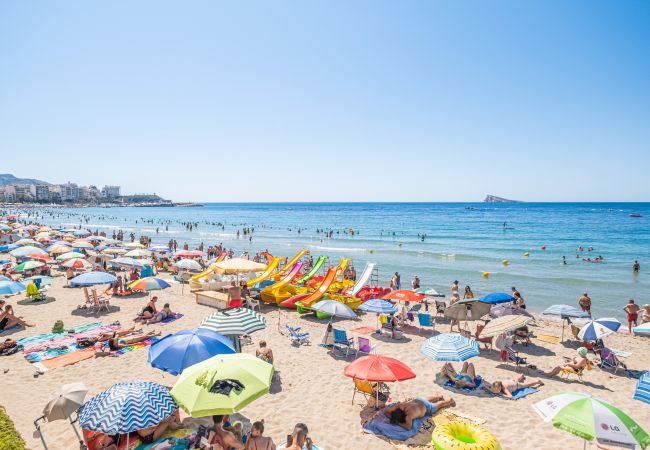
9, 202, 650, 320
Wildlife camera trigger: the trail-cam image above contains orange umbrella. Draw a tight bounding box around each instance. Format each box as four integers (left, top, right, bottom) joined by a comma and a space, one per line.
344, 355, 416, 382
382, 290, 425, 302
26, 254, 53, 262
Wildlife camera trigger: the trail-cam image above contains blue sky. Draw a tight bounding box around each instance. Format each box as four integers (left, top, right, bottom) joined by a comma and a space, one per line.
1, 1, 648, 202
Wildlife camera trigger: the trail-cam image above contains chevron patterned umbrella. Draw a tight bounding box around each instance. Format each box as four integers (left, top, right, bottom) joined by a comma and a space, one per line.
420, 333, 480, 362
78, 381, 177, 434
200, 308, 266, 336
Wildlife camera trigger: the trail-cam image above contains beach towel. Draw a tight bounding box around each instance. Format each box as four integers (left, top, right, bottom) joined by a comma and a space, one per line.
110, 337, 159, 356
134, 428, 196, 450
35, 348, 96, 371
17, 321, 106, 348
0, 324, 23, 336
441, 375, 484, 393
22, 324, 120, 359
160, 313, 183, 325
351, 326, 376, 335
363, 403, 432, 441
535, 334, 561, 345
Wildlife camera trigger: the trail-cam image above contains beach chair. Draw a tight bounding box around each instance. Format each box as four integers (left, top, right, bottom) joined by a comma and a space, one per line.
561, 360, 592, 382
332, 328, 356, 357
245, 297, 261, 313
598, 348, 626, 374
475, 323, 493, 351
352, 378, 390, 408
435, 300, 447, 316
91, 289, 110, 313
82, 287, 94, 308
505, 346, 528, 373
357, 337, 374, 356
286, 324, 310, 345
570, 324, 581, 342
417, 313, 435, 335
26, 283, 46, 301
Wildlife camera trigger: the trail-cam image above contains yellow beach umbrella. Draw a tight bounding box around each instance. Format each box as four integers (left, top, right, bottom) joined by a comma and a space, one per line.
212, 258, 267, 275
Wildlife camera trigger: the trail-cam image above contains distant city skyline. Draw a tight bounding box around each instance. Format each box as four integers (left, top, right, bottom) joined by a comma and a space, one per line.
1, 1, 649, 202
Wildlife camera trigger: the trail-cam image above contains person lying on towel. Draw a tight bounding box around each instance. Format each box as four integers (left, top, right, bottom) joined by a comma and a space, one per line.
384, 396, 455, 430
485, 374, 544, 398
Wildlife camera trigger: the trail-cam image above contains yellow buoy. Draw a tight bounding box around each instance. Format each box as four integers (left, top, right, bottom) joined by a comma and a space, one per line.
524, 252, 529, 257
482, 272, 490, 278
368, 249, 374, 254
501, 259, 509, 266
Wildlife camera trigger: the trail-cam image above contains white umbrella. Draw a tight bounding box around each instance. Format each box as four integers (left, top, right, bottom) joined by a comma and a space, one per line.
175, 259, 203, 271
124, 249, 152, 258
212, 258, 266, 275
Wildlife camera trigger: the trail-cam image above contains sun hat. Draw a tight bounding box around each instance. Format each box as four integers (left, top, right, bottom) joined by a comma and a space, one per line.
577, 347, 588, 357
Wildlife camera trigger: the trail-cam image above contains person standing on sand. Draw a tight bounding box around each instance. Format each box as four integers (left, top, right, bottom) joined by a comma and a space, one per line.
579, 292, 592, 316
624, 299, 640, 333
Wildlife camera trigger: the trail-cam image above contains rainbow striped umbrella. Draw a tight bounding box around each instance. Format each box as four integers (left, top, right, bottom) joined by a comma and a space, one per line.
129, 277, 171, 292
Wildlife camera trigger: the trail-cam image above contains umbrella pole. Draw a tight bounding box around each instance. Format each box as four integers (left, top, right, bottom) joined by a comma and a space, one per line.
68, 417, 85, 449
34, 416, 49, 450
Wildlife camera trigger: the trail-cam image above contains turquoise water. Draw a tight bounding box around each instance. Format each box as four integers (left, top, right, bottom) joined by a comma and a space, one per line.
15, 202, 649, 319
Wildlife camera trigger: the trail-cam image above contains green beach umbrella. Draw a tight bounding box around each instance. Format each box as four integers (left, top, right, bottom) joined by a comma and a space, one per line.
170, 353, 273, 417
56, 252, 85, 262
14, 260, 45, 272
199, 308, 266, 336
533, 392, 649, 449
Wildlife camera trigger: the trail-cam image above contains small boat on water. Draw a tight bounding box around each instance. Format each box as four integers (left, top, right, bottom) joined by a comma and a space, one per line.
629, 212, 642, 218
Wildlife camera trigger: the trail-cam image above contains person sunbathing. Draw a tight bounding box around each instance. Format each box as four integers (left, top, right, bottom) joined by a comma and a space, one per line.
0, 305, 34, 330
486, 374, 544, 398
107, 330, 160, 351
134, 297, 158, 322
210, 415, 244, 450
544, 347, 590, 377
440, 362, 478, 388
92, 327, 140, 343
144, 303, 177, 324
384, 396, 455, 430
136, 413, 183, 445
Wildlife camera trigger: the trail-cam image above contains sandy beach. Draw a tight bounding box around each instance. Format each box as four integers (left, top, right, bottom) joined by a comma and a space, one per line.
0, 272, 648, 450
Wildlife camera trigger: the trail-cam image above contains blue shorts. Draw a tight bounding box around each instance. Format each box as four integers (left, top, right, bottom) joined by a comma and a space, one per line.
415, 397, 438, 416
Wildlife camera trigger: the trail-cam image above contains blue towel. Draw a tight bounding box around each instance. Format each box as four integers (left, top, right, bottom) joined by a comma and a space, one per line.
363, 405, 428, 441
507, 387, 538, 400
0, 324, 22, 336
443, 375, 483, 392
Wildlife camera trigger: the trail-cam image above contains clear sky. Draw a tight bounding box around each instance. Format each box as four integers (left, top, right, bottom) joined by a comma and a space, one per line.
1, 1, 649, 202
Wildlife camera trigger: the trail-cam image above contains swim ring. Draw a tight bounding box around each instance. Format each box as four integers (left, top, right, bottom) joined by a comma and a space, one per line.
482, 272, 489, 278
432, 421, 501, 450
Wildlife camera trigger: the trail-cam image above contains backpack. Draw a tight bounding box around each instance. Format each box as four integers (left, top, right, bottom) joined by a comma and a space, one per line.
52, 320, 65, 333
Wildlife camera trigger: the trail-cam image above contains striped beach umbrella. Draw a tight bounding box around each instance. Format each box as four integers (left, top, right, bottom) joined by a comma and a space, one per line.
124, 242, 144, 249
420, 333, 480, 362
533, 392, 649, 449
480, 314, 532, 337
102, 247, 127, 255
48, 245, 73, 255
634, 372, 650, 406
200, 308, 266, 336
79, 381, 177, 434
578, 317, 621, 341
16, 238, 40, 246
13, 260, 45, 272
129, 277, 171, 292
543, 304, 590, 318
358, 299, 398, 314
70, 271, 117, 286
72, 241, 94, 249
56, 252, 85, 262
124, 248, 151, 258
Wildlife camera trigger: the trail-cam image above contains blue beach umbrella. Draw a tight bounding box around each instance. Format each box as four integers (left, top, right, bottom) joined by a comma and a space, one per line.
0, 281, 27, 295
577, 317, 621, 341
70, 271, 117, 287
634, 372, 650, 405
420, 333, 480, 362
0, 243, 19, 252
358, 299, 398, 314
148, 328, 235, 375
78, 381, 177, 434
479, 292, 515, 304
10, 245, 47, 257
0, 224, 12, 231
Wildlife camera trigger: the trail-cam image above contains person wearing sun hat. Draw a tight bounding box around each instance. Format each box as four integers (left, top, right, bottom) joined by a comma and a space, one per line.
543, 347, 590, 377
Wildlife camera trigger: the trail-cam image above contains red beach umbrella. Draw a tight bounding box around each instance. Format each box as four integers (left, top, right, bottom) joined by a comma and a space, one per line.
26, 254, 53, 262
344, 355, 416, 382
382, 290, 425, 302
174, 250, 206, 259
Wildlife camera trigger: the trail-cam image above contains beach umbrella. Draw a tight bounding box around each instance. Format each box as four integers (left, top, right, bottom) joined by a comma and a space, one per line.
49, 245, 73, 255
200, 308, 266, 336
490, 303, 533, 318
16, 238, 40, 246
71, 241, 94, 249
110, 256, 145, 268
420, 333, 480, 362
149, 245, 171, 253
0, 243, 20, 252
11, 245, 47, 257
633, 323, 650, 336
634, 372, 650, 406
414, 287, 445, 297
0, 281, 27, 295
25, 253, 53, 262
79, 381, 177, 434
61, 258, 92, 270
344, 355, 416, 382
174, 250, 206, 258
170, 353, 273, 417
533, 392, 650, 449
382, 290, 425, 302
444, 299, 492, 321
480, 314, 532, 337
358, 299, 398, 314
0, 275, 11, 282
212, 258, 266, 275
56, 252, 84, 262
543, 305, 590, 341
124, 248, 151, 258
148, 328, 236, 375
578, 318, 621, 341
13, 260, 45, 272
175, 258, 203, 271
479, 292, 515, 304
69, 271, 117, 286
311, 300, 358, 320
42, 382, 88, 422
73, 230, 90, 237
124, 242, 144, 248
129, 277, 171, 292
102, 247, 127, 255
23, 275, 55, 286
0, 223, 12, 231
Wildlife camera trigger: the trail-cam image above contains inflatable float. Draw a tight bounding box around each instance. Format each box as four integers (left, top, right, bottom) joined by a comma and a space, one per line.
432, 421, 501, 450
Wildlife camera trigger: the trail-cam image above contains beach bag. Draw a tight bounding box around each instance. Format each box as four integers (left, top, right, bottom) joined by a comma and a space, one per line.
52, 320, 65, 333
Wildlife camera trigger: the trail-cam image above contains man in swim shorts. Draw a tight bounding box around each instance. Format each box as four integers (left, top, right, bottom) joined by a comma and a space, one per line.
384, 396, 455, 430
624, 299, 640, 333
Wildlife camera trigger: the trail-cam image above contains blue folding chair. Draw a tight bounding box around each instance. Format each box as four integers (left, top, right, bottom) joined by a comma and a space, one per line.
333, 328, 356, 357
417, 313, 435, 335
286, 324, 310, 346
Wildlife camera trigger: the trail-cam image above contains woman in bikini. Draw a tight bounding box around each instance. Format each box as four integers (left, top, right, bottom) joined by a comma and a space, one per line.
486, 374, 543, 398
107, 330, 160, 351
134, 297, 158, 322
144, 303, 177, 325
440, 362, 478, 388
0, 305, 34, 330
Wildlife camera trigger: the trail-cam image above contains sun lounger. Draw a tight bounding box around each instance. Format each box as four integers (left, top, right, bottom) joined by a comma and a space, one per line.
505, 346, 529, 373
286, 324, 310, 345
